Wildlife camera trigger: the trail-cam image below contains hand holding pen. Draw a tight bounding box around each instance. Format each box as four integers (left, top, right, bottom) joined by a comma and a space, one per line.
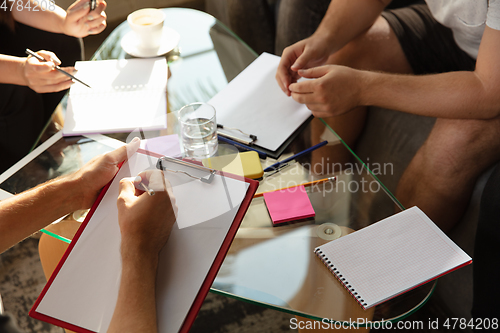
63, 0, 107, 38
23, 49, 78, 93
25, 49, 91, 91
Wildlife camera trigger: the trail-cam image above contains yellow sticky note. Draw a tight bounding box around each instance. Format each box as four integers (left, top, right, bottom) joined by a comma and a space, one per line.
202, 151, 264, 179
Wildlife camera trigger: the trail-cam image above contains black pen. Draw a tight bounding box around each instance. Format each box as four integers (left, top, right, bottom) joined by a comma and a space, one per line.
264, 140, 328, 172
90, 0, 96, 11
25, 49, 91, 88
218, 136, 267, 159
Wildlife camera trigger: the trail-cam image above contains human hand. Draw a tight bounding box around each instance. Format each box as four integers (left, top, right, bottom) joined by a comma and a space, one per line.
69, 137, 141, 210
276, 35, 334, 96
23, 50, 74, 93
117, 170, 177, 258
63, 0, 107, 37
288, 65, 364, 118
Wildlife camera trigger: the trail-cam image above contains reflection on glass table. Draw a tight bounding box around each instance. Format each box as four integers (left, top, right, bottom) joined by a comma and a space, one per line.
0, 7, 436, 329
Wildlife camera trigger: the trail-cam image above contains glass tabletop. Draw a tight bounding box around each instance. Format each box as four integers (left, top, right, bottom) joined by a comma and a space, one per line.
0, 7, 435, 327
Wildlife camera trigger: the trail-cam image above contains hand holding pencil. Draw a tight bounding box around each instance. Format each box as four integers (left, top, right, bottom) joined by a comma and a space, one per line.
23, 50, 77, 93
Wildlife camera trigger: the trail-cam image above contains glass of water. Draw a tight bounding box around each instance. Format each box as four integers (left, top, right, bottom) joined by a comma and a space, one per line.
179, 102, 218, 160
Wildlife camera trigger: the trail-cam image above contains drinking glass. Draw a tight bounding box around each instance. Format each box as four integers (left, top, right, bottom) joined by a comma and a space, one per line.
179, 102, 218, 159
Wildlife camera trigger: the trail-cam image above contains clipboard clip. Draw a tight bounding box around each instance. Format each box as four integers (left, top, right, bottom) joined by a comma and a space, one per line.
156, 156, 217, 184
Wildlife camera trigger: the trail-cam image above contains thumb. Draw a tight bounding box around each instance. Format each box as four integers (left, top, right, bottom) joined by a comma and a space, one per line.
118, 178, 137, 202
298, 66, 330, 79
105, 137, 140, 166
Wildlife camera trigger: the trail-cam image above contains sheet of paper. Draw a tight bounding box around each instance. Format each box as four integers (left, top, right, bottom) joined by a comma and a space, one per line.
140, 134, 182, 158
63, 58, 168, 136
263, 185, 315, 224
36, 153, 249, 333
314, 207, 472, 309
208, 53, 312, 152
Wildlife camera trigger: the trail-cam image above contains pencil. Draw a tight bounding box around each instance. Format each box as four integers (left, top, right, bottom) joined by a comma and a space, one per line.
25, 49, 91, 88
253, 176, 336, 198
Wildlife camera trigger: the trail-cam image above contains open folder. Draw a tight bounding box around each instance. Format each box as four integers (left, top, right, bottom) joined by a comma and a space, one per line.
30, 151, 258, 333
63, 58, 168, 136
208, 53, 313, 159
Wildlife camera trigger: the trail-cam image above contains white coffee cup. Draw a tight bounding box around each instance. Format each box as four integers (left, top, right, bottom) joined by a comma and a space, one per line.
127, 8, 165, 50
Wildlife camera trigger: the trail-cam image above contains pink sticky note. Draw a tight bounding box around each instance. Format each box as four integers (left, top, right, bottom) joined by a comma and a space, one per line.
263, 185, 315, 225
140, 134, 182, 157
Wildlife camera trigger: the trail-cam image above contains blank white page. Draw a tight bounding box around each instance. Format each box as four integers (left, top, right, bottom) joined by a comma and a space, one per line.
314, 207, 471, 309
36, 153, 249, 332
63, 58, 167, 136
208, 52, 312, 152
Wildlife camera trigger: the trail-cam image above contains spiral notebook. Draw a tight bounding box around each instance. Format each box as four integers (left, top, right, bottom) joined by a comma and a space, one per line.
314, 207, 472, 309
63, 58, 168, 136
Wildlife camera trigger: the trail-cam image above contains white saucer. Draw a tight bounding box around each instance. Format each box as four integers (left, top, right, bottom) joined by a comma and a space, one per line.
121, 26, 180, 58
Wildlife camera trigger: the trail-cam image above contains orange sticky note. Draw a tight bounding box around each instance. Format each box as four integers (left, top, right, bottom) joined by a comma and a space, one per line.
263, 185, 315, 225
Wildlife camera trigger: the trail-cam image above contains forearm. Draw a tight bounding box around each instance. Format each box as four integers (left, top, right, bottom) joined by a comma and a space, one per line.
360, 70, 500, 119
0, 175, 81, 253
315, 0, 390, 53
11, 0, 67, 34
108, 250, 159, 333
0, 55, 28, 85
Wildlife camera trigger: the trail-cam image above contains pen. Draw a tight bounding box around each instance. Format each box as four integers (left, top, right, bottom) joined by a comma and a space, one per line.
217, 124, 257, 142
90, 0, 96, 11
253, 176, 336, 198
218, 135, 267, 159
263, 140, 328, 172
132, 176, 155, 196
25, 49, 91, 88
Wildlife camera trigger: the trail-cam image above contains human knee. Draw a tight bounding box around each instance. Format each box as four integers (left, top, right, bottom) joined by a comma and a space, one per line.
421, 121, 500, 180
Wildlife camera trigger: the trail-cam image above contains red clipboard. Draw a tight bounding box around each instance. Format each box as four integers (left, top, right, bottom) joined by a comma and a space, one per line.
29, 149, 258, 333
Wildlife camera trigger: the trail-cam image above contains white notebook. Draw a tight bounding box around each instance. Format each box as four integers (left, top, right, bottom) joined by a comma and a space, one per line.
63, 58, 168, 136
314, 207, 472, 309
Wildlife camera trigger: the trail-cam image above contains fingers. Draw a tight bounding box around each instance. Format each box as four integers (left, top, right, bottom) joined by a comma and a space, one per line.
65, 0, 107, 37
135, 170, 177, 215
86, 1, 107, 34
276, 44, 303, 96
118, 177, 137, 203
105, 137, 140, 166
297, 66, 330, 79
67, 0, 89, 13
24, 52, 76, 93
35, 50, 61, 66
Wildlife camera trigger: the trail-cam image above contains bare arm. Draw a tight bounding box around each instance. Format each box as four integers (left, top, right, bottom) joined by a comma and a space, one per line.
361, 26, 500, 119
0, 174, 81, 253
108, 171, 177, 333
0, 139, 139, 253
0, 52, 74, 92
290, 26, 500, 120
12, 0, 107, 37
276, 0, 391, 95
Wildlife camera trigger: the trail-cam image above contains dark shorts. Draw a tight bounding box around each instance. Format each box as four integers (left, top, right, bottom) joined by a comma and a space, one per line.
381, 4, 477, 75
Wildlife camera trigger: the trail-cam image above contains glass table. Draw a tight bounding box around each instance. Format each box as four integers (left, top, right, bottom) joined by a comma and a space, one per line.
0, 7, 435, 329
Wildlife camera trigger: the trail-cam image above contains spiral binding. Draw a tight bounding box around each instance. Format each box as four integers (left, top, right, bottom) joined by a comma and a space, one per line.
313, 248, 368, 308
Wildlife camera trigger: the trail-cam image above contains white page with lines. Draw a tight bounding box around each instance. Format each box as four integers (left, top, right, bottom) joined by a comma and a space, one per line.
314, 206, 472, 309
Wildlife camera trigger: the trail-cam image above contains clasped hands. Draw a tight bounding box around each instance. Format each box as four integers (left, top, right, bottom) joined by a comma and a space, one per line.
276, 35, 365, 118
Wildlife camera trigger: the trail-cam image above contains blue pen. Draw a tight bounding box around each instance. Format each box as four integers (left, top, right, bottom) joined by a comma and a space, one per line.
218, 136, 267, 159
264, 140, 328, 172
